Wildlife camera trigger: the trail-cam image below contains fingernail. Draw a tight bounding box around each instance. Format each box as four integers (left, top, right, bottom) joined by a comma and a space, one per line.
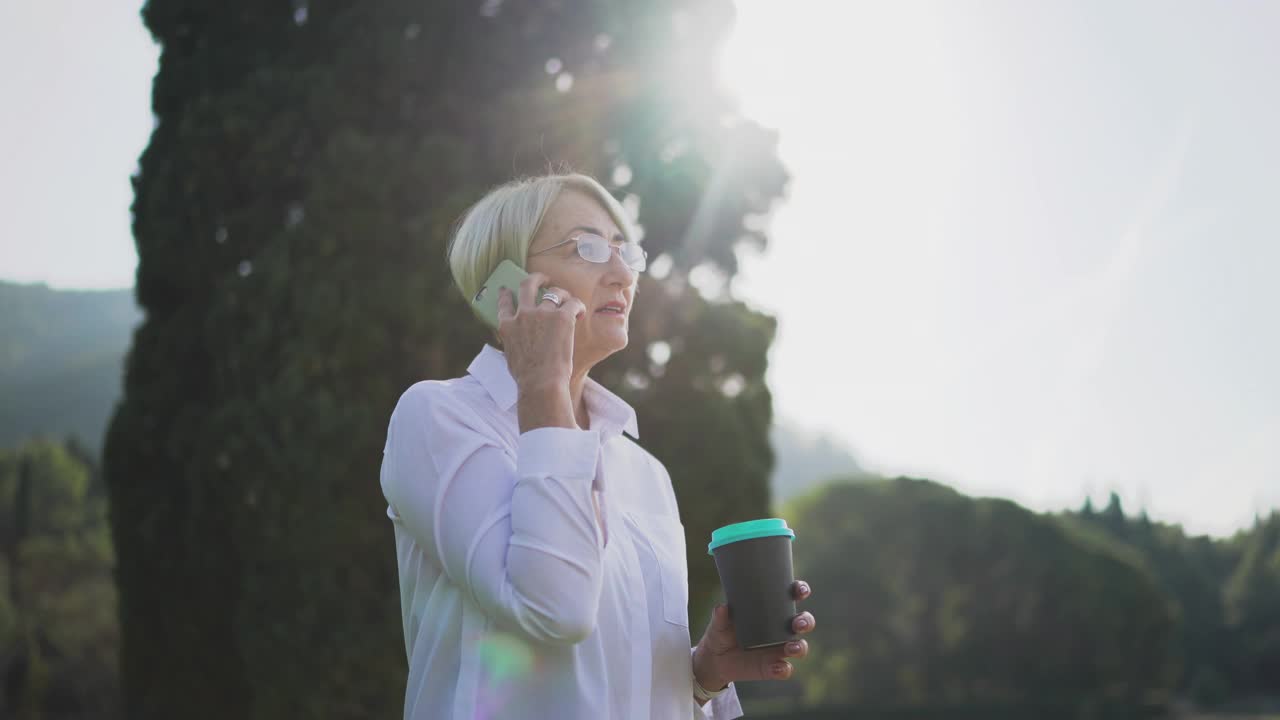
786, 642, 802, 654
799, 581, 811, 595
772, 662, 789, 675
795, 616, 810, 630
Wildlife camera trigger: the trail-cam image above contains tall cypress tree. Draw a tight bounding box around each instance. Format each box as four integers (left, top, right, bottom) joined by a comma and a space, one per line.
105, 2, 785, 717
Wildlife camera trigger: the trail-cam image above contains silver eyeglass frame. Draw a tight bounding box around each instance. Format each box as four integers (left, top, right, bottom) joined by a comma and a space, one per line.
527, 233, 648, 272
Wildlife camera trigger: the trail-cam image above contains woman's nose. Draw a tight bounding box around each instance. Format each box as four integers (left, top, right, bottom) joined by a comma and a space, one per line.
602, 244, 638, 279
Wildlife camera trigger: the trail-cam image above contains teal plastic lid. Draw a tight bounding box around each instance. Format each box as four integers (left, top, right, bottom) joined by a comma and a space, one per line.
707, 518, 796, 555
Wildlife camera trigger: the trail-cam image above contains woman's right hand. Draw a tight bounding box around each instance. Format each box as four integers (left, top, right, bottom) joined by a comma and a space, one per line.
496, 272, 587, 432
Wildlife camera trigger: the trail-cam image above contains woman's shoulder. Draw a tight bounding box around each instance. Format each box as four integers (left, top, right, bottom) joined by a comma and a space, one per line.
390, 374, 493, 425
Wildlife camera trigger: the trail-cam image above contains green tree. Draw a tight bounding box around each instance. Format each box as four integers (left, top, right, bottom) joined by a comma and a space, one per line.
1223, 513, 1280, 693
105, 2, 784, 718
1100, 491, 1128, 536
782, 478, 1178, 708
1069, 498, 1247, 703
0, 439, 119, 719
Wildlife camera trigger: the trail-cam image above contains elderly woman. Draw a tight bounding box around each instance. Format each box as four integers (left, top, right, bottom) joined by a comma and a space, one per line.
379, 173, 816, 719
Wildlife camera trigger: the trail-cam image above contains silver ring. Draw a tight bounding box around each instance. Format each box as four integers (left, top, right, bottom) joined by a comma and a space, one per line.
539, 291, 564, 308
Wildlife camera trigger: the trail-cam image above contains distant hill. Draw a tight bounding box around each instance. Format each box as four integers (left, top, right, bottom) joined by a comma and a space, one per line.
0, 280, 864, 492
0, 280, 141, 452
770, 419, 869, 503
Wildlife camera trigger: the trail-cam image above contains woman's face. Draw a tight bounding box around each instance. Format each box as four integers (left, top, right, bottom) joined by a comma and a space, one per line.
525, 189, 639, 367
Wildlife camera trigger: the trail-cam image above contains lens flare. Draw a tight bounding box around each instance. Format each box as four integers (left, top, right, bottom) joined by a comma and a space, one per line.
477, 632, 534, 682
472, 632, 536, 719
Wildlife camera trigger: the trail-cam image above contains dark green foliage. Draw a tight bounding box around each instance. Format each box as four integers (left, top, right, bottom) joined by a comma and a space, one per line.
0, 439, 119, 719
1068, 496, 1280, 703
105, 1, 784, 717
776, 478, 1178, 708
1222, 513, 1280, 693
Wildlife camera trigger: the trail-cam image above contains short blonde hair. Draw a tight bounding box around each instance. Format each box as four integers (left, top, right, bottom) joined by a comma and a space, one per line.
446, 173, 638, 309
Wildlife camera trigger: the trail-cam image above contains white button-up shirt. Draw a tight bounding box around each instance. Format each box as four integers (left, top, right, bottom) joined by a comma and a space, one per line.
380, 343, 744, 719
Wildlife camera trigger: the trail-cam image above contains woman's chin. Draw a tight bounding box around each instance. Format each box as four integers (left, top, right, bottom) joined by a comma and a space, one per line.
585, 325, 629, 355
602, 330, 628, 352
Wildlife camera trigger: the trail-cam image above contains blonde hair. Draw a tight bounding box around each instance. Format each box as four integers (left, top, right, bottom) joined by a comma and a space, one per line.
446, 173, 638, 310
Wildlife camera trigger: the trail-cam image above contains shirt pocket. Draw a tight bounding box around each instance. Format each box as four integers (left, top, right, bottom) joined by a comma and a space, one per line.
625, 511, 690, 628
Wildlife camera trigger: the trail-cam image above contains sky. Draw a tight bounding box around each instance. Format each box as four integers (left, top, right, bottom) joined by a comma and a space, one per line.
1, 1, 1276, 536
723, 0, 1280, 536
0, 3, 157, 289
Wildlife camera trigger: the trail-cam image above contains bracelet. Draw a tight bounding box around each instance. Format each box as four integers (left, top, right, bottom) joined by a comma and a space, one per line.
690, 648, 729, 703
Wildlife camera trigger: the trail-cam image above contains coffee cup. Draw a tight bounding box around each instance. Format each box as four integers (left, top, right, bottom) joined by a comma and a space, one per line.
707, 518, 798, 649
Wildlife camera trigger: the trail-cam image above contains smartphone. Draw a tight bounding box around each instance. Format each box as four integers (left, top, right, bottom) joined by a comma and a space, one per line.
470, 259, 546, 329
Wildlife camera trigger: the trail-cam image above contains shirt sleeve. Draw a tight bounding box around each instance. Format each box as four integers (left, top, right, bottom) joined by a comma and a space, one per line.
380, 383, 608, 645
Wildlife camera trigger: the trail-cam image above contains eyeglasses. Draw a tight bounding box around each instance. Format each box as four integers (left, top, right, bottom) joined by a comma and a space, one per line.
528, 233, 648, 272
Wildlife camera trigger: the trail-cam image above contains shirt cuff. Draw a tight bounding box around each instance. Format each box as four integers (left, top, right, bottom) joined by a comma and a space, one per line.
695, 683, 742, 719
516, 427, 600, 482
517, 427, 608, 547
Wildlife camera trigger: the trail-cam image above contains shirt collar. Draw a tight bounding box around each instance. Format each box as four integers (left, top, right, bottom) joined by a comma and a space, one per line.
466, 343, 640, 440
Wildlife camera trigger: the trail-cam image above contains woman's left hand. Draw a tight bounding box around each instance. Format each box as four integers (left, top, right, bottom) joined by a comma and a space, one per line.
692, 580, 815, 690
